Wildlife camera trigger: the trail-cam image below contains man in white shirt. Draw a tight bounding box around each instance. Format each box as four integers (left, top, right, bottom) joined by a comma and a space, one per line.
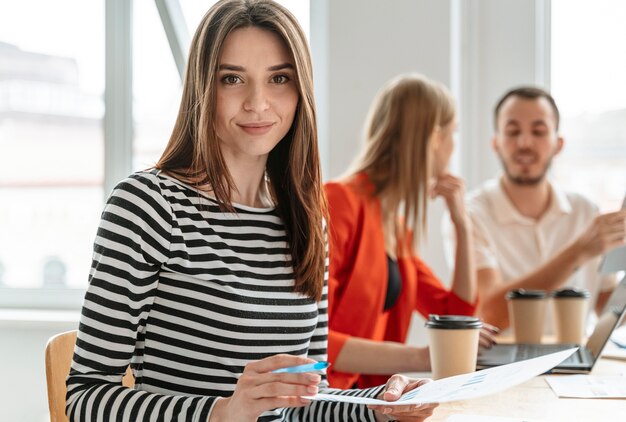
464, 87, 626, 330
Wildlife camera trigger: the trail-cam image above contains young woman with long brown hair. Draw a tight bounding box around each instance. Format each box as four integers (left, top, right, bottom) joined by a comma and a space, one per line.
66, 1, 437, 421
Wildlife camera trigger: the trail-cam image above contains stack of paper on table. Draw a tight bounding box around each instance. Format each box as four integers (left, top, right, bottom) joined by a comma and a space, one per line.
545, 375, 626, 398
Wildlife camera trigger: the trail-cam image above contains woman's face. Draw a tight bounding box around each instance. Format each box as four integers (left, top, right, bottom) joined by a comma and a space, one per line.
215, 26, 299, 163
431, 118, 457, 177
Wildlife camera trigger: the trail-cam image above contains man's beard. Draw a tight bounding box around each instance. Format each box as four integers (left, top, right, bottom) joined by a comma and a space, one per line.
498, 153, 553, 186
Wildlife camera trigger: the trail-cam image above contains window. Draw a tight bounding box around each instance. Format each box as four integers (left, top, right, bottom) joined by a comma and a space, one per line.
0, 0, 105, 292
43, 257, 68, 287
551, 0, 626, 211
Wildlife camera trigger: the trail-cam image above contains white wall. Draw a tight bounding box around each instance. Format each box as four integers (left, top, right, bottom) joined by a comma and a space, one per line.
313, 0, 453, 181
1, 1, 546, 420
455, 0, 549, 190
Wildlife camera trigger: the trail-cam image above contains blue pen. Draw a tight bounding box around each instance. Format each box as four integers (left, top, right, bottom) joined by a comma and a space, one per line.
272, 361, 330, 374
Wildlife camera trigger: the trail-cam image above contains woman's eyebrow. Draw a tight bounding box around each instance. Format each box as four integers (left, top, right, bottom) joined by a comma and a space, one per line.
219, 64, 244, 71
267, 63, 294, 71
218, 63, 294, 71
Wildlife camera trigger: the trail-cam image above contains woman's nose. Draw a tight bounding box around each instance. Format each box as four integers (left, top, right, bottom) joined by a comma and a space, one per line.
243, 84, 270, 112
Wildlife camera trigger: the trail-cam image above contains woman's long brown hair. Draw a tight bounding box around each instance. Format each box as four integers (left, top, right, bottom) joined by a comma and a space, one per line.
156, 0, 326, 301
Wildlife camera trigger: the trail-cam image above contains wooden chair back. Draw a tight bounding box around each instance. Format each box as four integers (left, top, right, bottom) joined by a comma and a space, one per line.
45, 330, 134, 422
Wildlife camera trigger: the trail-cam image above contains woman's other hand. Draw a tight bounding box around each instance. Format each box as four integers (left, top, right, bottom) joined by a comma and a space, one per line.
209, 354, 319, 421
479, 322, 500, 349
368, 375, 438, 421
430, 173, 468, 229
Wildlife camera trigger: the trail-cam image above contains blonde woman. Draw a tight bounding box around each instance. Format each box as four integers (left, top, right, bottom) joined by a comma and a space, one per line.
66, 1, 437, 421
326, 74, 491, 389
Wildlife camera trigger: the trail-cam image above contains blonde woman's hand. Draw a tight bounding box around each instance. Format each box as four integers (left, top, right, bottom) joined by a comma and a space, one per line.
209, 354, 319, 422
368, 375, 438, 421
430, 173, 468, 228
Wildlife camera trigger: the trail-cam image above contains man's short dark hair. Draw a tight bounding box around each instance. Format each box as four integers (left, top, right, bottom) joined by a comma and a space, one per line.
493, 86, 560, 131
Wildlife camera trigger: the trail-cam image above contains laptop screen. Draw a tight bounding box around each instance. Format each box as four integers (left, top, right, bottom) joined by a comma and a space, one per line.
586, 277, 626, 360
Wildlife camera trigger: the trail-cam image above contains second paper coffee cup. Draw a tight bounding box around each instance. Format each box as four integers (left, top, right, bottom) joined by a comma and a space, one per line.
425, 314, 482, 379
506, 289, 548, 343
552, 288, 590, 344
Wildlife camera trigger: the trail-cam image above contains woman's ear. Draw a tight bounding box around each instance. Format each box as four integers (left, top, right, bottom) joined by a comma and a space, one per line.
429, 126, 441, 152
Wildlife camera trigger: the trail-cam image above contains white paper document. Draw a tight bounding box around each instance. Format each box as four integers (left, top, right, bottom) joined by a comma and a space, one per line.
545, 375, 626, 398
311, 348, 577, 405
445, 415, 536, 422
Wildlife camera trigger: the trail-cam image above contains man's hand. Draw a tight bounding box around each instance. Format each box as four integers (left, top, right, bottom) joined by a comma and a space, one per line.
574, 210, 626, 263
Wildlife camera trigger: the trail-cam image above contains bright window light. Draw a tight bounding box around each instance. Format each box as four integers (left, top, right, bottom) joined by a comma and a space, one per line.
551, 0, 626, 211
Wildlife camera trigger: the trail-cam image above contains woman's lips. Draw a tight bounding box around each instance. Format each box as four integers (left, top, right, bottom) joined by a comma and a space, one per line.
239, 122, 274, 135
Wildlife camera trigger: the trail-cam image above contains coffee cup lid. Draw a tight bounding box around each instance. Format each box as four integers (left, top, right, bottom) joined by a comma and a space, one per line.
424, 314, 483, 329
551, 288, 590, 298
506, 289, 547, 300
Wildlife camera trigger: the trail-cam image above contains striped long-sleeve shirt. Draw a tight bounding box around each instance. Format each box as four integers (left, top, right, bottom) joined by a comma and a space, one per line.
66, 170, 383, 421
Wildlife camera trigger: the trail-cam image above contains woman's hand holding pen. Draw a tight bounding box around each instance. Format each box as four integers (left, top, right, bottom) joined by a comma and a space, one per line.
368, 375, 438, 421
209, 354, 319, 422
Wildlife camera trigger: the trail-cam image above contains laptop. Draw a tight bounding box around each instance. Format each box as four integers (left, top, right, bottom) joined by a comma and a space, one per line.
477, 277, 626, 373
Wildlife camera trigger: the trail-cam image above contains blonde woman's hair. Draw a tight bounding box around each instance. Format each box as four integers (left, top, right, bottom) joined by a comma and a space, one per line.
156, 0, 326, 301
350, 73, 456, 251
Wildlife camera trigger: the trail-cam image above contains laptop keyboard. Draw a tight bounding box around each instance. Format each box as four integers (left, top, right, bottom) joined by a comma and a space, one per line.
515, 344, 580, 363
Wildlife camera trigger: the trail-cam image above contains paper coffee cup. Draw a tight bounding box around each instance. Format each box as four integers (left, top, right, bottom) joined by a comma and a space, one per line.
425, 314, 482, 379
506, 289, 547, 343
551, 288, 590, 344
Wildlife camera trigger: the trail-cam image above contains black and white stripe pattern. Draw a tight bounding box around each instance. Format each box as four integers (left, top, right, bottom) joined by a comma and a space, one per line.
66, 170, 383, 421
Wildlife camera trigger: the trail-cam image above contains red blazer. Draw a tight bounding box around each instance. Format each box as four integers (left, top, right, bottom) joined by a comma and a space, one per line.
325, 173, 476, 389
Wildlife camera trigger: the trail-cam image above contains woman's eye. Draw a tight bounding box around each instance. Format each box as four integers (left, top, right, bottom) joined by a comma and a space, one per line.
222, 75, 241, 85
505, 131, 520, 137
272, 74, 289, 84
